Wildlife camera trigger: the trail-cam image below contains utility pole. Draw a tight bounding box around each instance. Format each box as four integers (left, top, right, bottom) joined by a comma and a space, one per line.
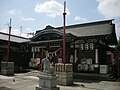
7, 18, 12, 62
63, 1, 66, 64
20, 26, 22, 37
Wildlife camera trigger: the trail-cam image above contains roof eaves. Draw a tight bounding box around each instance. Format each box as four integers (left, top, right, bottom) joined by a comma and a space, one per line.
0, 32, 29, 39
28, 39, 63, 44
55, 19, 113, 30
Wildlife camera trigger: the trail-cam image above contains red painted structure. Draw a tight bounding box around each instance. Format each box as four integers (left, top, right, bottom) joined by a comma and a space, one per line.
63, 1, 66, 64
7, 18, 12, 62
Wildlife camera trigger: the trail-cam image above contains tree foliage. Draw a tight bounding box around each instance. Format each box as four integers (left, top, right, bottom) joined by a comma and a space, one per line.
115, 38, 120, 51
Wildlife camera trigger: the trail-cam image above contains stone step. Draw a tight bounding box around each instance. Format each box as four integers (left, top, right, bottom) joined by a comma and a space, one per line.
73, 73, 117, 81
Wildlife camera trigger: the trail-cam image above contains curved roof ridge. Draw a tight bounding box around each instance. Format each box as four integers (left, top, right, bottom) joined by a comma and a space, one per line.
31, 28, 63, 40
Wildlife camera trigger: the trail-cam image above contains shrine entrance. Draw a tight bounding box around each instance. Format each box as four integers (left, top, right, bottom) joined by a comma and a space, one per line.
27, 25, 75, 70
29, 43, 63, 70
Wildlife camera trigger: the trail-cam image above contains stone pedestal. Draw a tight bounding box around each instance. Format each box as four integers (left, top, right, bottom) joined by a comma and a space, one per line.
55, 63, 73, 85
56, 72, 73, 85
1, 62, 14, 75
36, 73, 59, 90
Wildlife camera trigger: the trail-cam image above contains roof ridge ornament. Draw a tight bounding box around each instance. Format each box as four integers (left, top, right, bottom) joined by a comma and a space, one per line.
45, 25, 54, 30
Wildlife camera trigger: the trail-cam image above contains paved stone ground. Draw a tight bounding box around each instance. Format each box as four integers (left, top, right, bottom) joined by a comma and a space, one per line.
0, 70, 120, 90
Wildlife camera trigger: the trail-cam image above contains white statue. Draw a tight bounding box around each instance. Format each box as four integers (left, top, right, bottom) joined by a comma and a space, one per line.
42, 58, 54, 74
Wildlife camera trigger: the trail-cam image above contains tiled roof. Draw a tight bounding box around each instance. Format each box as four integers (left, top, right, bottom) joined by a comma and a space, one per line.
34, 19, 118, 45
56, 19, 114, 37
0, 32, 30, 43
36, 20, 115, 37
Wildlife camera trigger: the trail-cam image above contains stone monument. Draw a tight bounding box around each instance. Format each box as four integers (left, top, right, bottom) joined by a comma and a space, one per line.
36, 58, 59, 90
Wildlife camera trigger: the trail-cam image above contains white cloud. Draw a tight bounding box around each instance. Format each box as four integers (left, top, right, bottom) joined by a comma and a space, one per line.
74, 16, 87, 22
116, 25, 120, 37
0, 28, 20, 36
97, 0, 120, 18
24, 28, 35, 38
0, 28, 33, 38
8, 9, 21, 15
0, 28, 8, 33
21, 17, 35, 21
34, 0, 70, 18
11, 28, 20, 35
44, 23, 55, 27
9, 9, 16, 15
97, 0, 120, 37
25, 28, 32, 31
115, 18, 120, 37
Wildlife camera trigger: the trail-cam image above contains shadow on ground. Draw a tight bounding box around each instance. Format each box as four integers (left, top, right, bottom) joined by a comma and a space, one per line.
0, 87, 14, 90
74, 79, 101, 83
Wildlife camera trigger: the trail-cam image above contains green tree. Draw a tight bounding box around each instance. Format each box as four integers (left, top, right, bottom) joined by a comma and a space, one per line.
115, 37, 120, 51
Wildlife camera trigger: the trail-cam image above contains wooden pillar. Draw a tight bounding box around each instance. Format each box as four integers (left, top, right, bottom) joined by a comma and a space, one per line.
63, 1, 66, 64
41, 48, 43, 59
94, 48, 99, 73
74, 49, 77, 63
32, 47, 35, 59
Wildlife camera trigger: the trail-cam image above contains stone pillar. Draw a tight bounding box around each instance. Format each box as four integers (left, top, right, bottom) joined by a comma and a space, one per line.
1, 62, 14, 75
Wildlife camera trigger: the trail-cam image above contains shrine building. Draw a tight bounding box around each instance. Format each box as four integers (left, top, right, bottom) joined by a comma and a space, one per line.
27, 19, 118, 74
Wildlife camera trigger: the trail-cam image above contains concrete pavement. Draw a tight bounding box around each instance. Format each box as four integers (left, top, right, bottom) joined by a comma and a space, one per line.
0, 70, 120, 90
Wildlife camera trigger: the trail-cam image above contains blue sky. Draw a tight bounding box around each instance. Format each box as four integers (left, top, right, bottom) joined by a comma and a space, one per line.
0, 0, 120, 38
